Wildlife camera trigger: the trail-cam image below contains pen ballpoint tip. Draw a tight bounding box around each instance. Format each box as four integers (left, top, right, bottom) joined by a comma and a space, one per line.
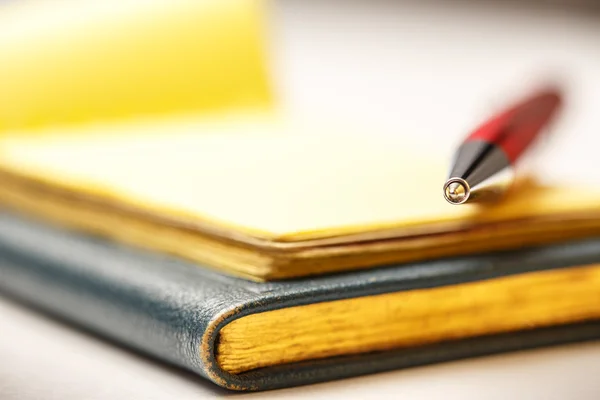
443, 178, 470, 205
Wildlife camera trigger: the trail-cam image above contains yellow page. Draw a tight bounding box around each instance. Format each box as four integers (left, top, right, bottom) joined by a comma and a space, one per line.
1, 114, 599, 243
0, 0, 272, 132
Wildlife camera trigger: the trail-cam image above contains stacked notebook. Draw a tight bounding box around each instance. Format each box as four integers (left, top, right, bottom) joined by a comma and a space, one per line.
1, 0, 600, 392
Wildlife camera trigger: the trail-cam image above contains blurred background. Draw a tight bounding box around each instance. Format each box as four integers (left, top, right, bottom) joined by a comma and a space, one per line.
1, 0, 599, 182
1, 0, 600, 398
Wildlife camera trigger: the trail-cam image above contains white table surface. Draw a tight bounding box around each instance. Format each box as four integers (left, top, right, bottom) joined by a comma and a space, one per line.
2, 0, 600, 398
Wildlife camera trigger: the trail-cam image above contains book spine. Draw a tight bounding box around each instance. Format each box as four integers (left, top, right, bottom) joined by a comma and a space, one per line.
0, 212, 225, 381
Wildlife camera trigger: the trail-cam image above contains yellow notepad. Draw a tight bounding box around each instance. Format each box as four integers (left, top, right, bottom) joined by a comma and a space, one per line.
0, 0, 271, 131
1, 114, 600, 280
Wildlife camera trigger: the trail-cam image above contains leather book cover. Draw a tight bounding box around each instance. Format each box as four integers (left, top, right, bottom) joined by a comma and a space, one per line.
1, 212, 600, 391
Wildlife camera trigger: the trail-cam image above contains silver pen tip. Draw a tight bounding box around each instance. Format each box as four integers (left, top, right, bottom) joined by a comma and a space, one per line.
443, 178, 470, 205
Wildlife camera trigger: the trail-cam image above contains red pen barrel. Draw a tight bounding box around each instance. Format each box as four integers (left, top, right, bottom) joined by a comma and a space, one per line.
466, 89, 563, 164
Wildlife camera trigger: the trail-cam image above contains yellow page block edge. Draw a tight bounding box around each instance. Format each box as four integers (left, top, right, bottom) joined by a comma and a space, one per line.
1, 114, 600, 246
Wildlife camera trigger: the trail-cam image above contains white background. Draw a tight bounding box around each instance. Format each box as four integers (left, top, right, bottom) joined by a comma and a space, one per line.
2, 0, 600, 398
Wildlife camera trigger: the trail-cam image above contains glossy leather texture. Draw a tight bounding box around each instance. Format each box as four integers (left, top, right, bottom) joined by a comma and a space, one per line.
1, 211, 600, 391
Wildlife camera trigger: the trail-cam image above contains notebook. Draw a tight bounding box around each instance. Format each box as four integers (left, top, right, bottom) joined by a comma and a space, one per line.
2, 0, 600, 392
1, 115, 600, 280
2, 211, 600, 391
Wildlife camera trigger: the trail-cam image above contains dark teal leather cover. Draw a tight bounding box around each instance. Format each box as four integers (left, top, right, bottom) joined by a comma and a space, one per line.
1, 211, 600, 391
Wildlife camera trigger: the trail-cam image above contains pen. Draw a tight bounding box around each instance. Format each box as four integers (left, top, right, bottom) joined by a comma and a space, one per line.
443, 86, 563, 205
